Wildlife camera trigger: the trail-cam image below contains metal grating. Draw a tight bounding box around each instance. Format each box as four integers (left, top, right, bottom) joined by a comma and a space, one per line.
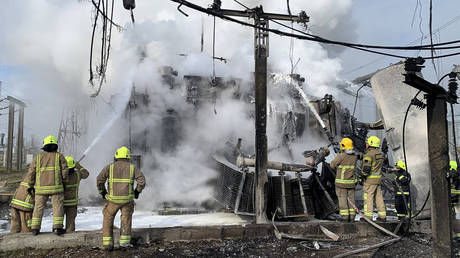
213, 155, 254, 214
213, 155, 338, 219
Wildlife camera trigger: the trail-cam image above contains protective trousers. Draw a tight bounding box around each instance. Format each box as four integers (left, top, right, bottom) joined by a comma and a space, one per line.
10, 208, 32, 233
64, 206, 78, 232
102, 201, 134, 247
31, 193, 64, 230
335, 187, 356, 221
454, 204, 460, 238
363, 183, 386, 219
395, 193, 410, 219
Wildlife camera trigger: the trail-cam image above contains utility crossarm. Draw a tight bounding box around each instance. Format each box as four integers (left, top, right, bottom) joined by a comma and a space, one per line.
6, 96, 26, 107
404, 73, 446, 96
210, 8, 309, 23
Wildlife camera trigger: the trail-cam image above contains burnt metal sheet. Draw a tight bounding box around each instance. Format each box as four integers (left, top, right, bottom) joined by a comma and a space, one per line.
370, 63, 430, 210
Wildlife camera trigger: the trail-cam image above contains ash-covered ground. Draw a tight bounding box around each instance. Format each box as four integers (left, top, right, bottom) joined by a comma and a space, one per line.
2, 233, 446, 258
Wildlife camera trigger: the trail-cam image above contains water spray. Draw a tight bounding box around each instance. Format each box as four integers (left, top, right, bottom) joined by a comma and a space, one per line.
76, 111, 122, 163
288, 79, 340, 153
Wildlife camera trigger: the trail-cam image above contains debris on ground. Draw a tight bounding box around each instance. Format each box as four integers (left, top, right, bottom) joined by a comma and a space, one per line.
0, 234, 438, 258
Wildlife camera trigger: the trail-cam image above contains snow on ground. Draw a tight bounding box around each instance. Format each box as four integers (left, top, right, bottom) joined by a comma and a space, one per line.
0, 207, 250, 233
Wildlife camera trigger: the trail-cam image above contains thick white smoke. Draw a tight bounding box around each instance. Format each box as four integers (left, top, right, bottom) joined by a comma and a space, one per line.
0, 0, 357, 210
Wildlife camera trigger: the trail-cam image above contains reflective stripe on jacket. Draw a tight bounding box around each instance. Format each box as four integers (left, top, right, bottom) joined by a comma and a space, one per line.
362, 148, 384, 185
394, 168, 411, 193
63, 163, 89, 206
26, 152, 68, 195
97, 159, 146, 205
10, 180, 34, 211
330, 152, 358, 189
106, 164, 134, 203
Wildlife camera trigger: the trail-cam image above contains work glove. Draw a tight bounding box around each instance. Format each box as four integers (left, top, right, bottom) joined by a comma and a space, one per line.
447, 170, 456, 179
27, 187, 35, 196
357, 175, 365, 186
100, 189, 107, 199
134, 189, 140, 199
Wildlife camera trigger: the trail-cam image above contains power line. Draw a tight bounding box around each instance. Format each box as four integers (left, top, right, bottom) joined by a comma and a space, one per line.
270, 19, 408, 59
169, 0, 460, 59
343, 13, 460, 75
429, 0, 439, 80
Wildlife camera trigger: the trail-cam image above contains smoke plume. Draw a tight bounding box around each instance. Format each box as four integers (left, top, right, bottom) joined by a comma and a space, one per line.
0, 0, 359, 210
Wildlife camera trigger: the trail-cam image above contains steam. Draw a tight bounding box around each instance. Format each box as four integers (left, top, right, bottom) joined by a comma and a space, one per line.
0, 0, 358, 210
271, 74, 327, 128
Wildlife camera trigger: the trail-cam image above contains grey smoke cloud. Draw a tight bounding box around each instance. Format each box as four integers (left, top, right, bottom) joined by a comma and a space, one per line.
1, 0, 360, 209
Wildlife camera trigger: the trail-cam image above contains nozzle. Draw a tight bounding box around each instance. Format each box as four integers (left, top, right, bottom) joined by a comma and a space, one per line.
77, 154, 87, 163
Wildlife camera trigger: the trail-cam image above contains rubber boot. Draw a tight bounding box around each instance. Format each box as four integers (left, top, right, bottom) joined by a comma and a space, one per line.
376, 217, 387, 222
54, 228, 65, 236
102, 246, 114, 251
120, 242, 134, 248
32, 229, 40, 236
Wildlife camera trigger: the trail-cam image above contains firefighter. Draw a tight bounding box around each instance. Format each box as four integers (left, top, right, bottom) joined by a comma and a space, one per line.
393, 161, 411, 220
449, 160, 460, 241
97, 146, 145, 250
360, 136, 386, 221
9, 171, 34, 233
330, 137, 358, 222
63, 156, 89, 232
26, 135, 68, 235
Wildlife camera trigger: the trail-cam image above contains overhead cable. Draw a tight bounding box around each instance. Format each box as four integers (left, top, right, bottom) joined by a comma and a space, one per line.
170, 0, 460, 59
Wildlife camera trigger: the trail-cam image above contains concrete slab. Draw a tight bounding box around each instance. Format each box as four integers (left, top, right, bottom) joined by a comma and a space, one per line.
0, 220, 431, 252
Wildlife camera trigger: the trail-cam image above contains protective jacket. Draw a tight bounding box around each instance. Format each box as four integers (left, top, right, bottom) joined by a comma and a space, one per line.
451, 167, 460, 204
27, 151, 68, 195
63, 163, 89, 206
330, 151, 358, 188
361, 147, 384, 185
97, 159, 145, 204
394, 168, 411, 194
10, 175, 34, 212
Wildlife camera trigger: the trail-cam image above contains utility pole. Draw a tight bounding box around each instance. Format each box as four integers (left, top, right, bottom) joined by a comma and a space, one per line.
206, 2, 309, 223
404, 58, 457, 258
6, 96, 26, 171
6, 100, 14, 171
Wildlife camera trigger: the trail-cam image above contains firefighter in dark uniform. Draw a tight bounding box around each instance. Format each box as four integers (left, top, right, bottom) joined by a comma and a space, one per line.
393, 161, 411, 220
449, 160, 460, 241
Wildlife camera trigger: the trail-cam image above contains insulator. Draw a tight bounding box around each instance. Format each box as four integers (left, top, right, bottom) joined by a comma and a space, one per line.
404, 57, 425, 73
411, 98, 427, 110
123, 0, 135, 10
211, 0, 221, 10
448, 73, 458, 103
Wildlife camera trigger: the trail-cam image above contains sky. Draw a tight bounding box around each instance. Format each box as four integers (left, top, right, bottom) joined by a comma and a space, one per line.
2, 1, 459, 90
1, 0, 460, 142
339, 0, 460, 82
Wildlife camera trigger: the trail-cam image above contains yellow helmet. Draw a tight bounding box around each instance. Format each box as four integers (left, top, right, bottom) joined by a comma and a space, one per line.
450, 160, 458, 171
367, 136, 381, 148
339, 137, 353, 150
115, 146, 131, 159
65, 156, 76, 169
43, 135, 58, 147
396, 161, 406, 170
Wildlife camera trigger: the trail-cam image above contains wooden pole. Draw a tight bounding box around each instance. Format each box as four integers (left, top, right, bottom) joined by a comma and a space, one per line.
254, 15, 269, 224
426, 95, 453, 257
